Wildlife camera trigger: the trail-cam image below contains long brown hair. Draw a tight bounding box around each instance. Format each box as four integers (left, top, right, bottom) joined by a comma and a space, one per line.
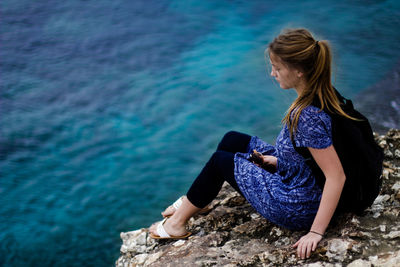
267, 28, 355, 139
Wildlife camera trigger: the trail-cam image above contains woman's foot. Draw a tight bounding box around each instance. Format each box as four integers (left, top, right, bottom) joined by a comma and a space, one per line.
161, 204, 177, 218
149, 217, 190, 239
161, 196, 211, 218
150, 196, 203, 239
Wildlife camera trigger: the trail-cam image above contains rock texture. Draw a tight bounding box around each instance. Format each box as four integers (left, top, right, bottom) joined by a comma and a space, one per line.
116, 129, 400, 267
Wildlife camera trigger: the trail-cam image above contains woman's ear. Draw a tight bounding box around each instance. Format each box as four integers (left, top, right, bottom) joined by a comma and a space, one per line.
296, 70, 304, 78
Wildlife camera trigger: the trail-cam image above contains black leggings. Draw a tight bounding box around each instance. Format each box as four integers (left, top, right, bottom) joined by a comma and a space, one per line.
186, 131, 252, 208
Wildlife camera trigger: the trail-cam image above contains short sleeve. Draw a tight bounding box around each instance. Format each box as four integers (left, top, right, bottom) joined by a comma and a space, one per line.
293, 106, 332, 149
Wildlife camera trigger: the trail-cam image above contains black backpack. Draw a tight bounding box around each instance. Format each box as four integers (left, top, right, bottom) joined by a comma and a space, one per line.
293, 89, 384, 214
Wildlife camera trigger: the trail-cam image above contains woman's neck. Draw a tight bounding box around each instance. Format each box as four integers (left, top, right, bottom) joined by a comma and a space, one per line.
294, 81, 307, 96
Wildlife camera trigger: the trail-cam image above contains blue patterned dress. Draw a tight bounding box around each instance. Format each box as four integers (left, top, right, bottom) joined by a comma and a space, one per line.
234, 105, 332, 230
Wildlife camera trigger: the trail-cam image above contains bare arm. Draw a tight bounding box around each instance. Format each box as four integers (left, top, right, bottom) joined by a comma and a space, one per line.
309, 145, 346, 233
293, 144, 346, 259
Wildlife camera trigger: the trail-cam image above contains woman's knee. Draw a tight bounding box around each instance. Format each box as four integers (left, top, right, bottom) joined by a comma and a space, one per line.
217, 131, 251, 152
218, 131, 242, 148
222, 131, 242, 141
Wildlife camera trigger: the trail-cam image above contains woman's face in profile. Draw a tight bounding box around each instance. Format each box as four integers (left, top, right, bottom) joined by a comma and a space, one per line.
269, 53, 301, 90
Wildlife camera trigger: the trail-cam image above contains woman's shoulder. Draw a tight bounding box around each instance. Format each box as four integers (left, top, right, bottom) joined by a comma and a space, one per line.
299, 105, 331, 123
294, 105, 333, 148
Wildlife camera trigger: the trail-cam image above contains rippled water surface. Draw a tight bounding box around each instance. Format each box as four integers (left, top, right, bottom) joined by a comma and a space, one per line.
1, 0, 399, 266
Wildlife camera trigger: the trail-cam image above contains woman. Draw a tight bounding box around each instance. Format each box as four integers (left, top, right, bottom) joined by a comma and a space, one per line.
149, 28, 349, 259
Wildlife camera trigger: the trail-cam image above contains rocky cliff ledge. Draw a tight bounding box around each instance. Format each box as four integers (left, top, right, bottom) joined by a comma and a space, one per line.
116, 129, 400, 267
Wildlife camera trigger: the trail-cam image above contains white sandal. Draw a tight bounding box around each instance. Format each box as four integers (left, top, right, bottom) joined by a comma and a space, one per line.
172, 196, 184, 211
149, 218, 192, 239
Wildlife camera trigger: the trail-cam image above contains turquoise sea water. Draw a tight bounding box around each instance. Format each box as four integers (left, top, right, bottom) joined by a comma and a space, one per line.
1, 0, 399, 266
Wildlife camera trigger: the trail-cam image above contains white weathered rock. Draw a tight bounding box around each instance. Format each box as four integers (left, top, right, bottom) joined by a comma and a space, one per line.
271, 227, 282, 237
133, 254, 147, 265
135, 231, 147, 246
373, 212, 381, 218
144, 251, 162, 266
379, 140, 387, 146
326, 239, 351, 261
303, 263, 325, 267
274, 236, 290, 246
172, 240, 186, 247
351, 217, 361, 225
392, 181, 400, 191
383, 231, 400, 239
374, 194, 391, 204
369, 250, 400, 266
351, 242, 362, 253
303, 263, 340, 267
347, 259, 372, 267
385, 150, 393, 158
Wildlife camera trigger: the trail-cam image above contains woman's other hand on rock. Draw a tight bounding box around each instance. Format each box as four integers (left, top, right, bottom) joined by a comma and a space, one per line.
292, 231, 323, 259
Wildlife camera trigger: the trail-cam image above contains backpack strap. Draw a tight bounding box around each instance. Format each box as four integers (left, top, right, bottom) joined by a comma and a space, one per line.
291, 139, 326, 189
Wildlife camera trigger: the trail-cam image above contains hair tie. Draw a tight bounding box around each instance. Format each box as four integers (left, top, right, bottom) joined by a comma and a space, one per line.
315, 41, 320, 54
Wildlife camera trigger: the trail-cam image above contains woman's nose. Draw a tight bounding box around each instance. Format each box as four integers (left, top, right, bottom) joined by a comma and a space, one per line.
270, 69, 275, 77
